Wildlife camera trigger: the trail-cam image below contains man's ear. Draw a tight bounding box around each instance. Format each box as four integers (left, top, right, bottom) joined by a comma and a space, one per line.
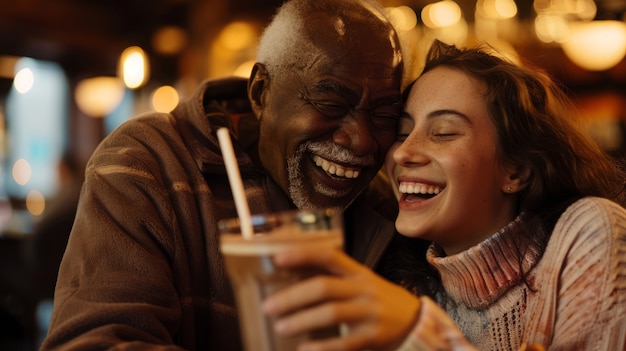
501, 164, 531, 194
248, 63, 269, 120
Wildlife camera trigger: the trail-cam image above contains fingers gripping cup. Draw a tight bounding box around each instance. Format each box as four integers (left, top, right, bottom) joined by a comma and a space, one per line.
219, 208, 343, 351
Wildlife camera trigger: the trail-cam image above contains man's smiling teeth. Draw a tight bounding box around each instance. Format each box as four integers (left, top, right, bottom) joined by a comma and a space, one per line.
313, 155, 360, 179
399, 182, 442, 195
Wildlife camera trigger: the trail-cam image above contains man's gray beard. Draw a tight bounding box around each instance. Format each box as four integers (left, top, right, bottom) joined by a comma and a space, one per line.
287, 141, 367, 211
287, 143, 313, 210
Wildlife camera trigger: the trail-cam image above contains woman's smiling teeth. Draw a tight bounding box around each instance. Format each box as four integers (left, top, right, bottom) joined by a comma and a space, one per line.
313, 155, 360, 179
399, 181, 443, 195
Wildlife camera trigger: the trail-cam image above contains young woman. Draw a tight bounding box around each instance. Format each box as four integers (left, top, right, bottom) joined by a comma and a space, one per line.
261, 40, 626, 351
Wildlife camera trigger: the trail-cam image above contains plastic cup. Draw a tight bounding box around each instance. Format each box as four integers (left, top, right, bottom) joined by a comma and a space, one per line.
219, 208, 343, 351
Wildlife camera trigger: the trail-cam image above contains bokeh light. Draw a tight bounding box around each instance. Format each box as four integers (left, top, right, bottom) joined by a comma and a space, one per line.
151, 85, 179, 113
119, 46, 150, 89
26, 190, 46, 216
12, 158, 32, 186
13, 68, 34, 94
562, 20, 626, 71
422, 1, 462, 29
75, 77, 125, 117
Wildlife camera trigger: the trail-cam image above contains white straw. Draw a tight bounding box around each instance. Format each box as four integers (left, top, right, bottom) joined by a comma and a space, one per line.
217, 128, 254, 239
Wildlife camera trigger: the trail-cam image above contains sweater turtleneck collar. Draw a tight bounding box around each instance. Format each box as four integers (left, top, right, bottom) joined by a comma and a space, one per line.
426, 214, 543, 309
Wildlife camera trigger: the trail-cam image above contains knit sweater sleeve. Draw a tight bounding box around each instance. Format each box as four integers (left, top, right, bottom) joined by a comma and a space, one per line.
394, 296, 478, 351
394, 297, 540, 351
528, 197, 626, 350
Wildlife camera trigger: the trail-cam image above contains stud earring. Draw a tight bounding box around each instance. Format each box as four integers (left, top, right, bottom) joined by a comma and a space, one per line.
506, 186, 513, 192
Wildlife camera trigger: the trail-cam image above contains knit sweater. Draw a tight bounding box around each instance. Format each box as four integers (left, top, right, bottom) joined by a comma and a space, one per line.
399, 197, 626, 351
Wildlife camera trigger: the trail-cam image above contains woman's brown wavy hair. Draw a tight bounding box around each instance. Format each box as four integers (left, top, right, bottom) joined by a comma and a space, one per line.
379, 40, 626, 300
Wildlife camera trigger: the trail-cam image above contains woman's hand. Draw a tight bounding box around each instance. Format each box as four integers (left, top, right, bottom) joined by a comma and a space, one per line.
262, 242, 421, 351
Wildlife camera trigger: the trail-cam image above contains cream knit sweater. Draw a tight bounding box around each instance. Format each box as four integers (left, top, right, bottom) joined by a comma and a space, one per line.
399, 197, 626, 351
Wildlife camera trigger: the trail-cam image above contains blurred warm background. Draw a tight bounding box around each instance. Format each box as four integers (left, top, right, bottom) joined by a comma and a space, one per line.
0, 0, 624, 349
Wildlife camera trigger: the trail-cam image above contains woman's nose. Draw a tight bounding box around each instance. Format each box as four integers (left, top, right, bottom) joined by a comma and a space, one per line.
393, 135, 429, 167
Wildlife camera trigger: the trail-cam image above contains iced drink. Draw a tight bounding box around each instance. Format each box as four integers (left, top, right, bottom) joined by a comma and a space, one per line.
219, 208, 343, 351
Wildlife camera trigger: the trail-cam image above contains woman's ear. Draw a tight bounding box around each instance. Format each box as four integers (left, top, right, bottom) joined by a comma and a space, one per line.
248, 63, 269, 120
501, 164, 531, 194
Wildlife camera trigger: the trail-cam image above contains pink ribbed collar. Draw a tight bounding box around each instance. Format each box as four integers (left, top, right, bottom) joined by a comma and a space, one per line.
426, 215, 543, 309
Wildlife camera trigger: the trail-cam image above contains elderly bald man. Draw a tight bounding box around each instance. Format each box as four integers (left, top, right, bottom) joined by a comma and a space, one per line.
41, 0, 406, 350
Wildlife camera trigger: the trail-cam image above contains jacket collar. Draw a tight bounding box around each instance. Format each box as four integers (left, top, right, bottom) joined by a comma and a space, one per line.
172, 77, 259, 176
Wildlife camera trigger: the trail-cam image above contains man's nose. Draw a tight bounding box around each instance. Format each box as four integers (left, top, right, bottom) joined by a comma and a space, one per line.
332, 113, 377, 157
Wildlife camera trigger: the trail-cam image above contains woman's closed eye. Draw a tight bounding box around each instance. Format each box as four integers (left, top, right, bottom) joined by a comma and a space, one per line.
434, 131, 458, 137
432, 131, 461, 141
